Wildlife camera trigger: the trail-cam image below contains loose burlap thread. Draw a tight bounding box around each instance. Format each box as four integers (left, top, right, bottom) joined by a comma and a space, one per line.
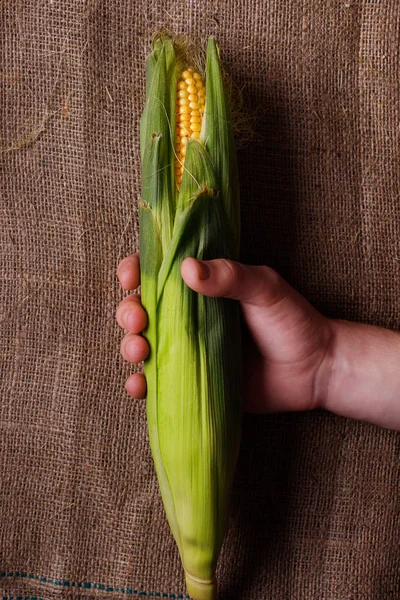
1, 1, 399, 599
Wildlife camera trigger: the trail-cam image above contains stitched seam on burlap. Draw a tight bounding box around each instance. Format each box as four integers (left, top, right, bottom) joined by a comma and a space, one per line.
0, 572, 190, 599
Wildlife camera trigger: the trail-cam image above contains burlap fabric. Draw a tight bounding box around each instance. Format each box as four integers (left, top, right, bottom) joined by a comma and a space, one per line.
1, 1, 399, 599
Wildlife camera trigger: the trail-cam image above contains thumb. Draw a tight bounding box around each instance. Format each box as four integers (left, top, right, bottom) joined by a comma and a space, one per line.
180, 257, 291, 308
180, 257, 327, 374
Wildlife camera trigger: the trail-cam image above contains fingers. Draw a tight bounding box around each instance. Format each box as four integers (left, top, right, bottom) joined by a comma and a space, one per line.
117, 254, 148, 398
120, 333, 148, 399
117, 300, 148, 400
125, 373, 147, 399
120, 332, 149, 363
116, 294, 147, 333
181, 257, 290, 309
117, 252, 140, 290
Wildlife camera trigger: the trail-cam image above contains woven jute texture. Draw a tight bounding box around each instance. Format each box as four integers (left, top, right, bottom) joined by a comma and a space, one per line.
1, 1, 400, 599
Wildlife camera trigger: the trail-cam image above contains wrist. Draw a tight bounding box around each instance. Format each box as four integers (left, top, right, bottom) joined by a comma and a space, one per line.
317, 318, 400, 429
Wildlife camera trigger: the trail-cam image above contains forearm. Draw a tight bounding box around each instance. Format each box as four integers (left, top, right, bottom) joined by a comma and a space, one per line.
322, 319, 400, 431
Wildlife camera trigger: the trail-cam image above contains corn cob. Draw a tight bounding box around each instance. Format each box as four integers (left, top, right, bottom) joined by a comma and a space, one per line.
139, 35, 242, 600
174, 68, 206, 187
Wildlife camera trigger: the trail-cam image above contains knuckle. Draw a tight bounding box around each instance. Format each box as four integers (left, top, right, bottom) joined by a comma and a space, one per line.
116, 304, 129, 328
115, 305, 123, 323
118, 294, 142, 317
220, 259, 243, 286
259, 265, 281, 288
257, 265, 286, 307
121, 332, 132, 352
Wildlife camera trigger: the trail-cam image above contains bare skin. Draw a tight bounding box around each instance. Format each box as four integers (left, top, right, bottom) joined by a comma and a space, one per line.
116, 253, 400, 431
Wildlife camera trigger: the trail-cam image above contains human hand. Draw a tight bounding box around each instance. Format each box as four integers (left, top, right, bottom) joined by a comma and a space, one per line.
116, 253, 332, 413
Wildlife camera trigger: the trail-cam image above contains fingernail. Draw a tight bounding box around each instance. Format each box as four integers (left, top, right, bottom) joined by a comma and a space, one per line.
198, 260, 210, 280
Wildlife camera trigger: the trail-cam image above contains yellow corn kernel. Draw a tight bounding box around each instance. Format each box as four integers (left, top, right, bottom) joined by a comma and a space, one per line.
179, 105, 191, 114
190, 122, 201, 132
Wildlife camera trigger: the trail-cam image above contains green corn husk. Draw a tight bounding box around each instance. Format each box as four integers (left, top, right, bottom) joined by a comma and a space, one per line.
139, 35, 242, 600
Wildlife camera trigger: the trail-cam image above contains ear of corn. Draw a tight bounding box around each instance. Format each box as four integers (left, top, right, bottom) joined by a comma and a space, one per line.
139, 36, 242, 600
